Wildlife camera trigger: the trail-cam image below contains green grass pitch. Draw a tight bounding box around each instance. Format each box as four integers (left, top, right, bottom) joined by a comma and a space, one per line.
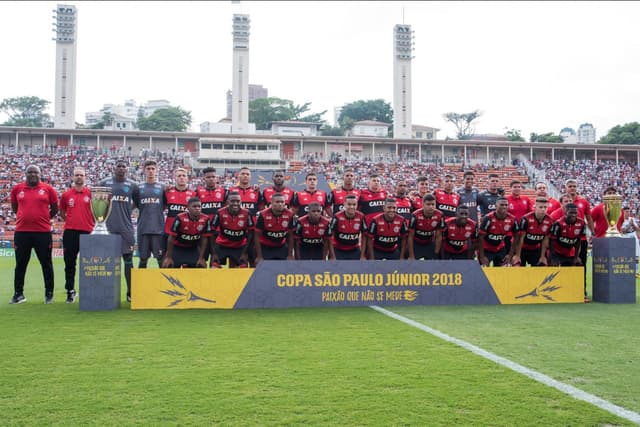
1, 257, 639, 426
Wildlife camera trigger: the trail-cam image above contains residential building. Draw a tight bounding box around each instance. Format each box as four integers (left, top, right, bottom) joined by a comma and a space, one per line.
347, 120, 390, 137
577, 123, 596, 144
412, 124, 439, 140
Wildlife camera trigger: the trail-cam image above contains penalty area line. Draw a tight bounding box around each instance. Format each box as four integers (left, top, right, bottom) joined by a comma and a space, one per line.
370, 305, 640, 425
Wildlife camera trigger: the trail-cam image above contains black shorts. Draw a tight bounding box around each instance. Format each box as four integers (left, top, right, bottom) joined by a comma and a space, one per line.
550, 253, 576, 267
522, 248, 543, 266
138, 234, 163, 259
373, 248, 400, 260
261, 244, 288, 260
215, 244, 245, 266
334, 248, 361, 260
298, 245, 324, 260
482, 248, 508, 266
442, 251, 469, 260
413, 242, 436, 260
171, 245, 202, 268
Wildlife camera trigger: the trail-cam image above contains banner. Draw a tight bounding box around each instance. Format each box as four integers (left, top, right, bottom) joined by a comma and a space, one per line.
131, 261, 583, 310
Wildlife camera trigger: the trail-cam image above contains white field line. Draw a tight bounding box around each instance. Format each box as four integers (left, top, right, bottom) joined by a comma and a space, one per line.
370, 305, 640, 425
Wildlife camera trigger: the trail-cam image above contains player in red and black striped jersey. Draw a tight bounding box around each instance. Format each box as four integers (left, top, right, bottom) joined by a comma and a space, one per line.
327, 195, 367, 260
210, 192, 254, 268
478, 197, 519, 266
434, 174, 460, 218
295, 202, 331, 260
227, 167, 262, 219
394, 179, 413, 225
261, 169, 295, 209
162, 198, 211, 268
366, 198, 408, 260
358, 174, 387, 258
196, 167, 227, 220
292, 172, 327, 216
549, 203, 586, 267
408, 194, 444, 260
534, 182, 561, 215
513, 197, 554, 267
441, 206, 478, 260
326, 168, 360, 215
255, 193, 296, 262
410, 176, 430, 211
164, 167, 196, 245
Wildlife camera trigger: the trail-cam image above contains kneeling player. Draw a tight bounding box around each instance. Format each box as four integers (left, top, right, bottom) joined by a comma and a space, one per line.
162, 198, 210, 268
295, 202, 331, 260
408, 194, 444, 260
210, 191, 254, 268
366, 198, 408, 260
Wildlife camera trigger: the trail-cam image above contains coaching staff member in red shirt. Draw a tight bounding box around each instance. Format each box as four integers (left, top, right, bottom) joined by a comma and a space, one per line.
59, 167, 95, 303
9, 165, 59, 304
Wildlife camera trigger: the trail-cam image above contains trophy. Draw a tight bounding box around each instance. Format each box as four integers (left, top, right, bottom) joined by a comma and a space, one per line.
90, 186, 113, 235
603, 194, 623, 237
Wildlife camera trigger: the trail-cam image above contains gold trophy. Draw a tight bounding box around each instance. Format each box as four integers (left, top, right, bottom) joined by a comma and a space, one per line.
90, 186, 113, 235
603, 194, 623, 237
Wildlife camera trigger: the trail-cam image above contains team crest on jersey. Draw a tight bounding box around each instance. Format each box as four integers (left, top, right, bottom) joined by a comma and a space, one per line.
504, 225, 510, 231
197, 225, 204, 231
394, 227, 400, 233
574, 228, 581, 235
541, 225, 548, 232
250, 193, 256, 199
18, 191, 24, 198
238, 220, 244, 227
465, 232, 471, 238
69, 198, 75, 207
317, 196, 323, 201
215, 192, 221, 198
84, 196, 90, 203
354, 223, 360, 230
38, 189, 45, 195
123, 186, 130, 192
431, 221, 438, 227
319, 228, 325, 235
281, 220, 289, 227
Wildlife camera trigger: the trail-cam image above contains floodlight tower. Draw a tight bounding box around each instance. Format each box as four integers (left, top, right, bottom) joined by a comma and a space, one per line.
52, 4, 78, 129
393, 24, 414, 139
231, 14, 250, 134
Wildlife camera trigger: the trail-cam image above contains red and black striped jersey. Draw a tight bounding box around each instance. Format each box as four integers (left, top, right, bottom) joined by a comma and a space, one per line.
169, 211, 211, 248
328, 211, 366, 251
211, 206, 254, 249
409, 209, 445, 245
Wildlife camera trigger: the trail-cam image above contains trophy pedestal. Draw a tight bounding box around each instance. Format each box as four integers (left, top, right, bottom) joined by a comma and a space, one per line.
79, 234, 122, 310
592, 237, 636, 303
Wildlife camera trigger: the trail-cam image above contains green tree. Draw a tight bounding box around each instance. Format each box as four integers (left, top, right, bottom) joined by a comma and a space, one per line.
598, 122, 640, 145
320, 125, 344, 136
338, 99, 393, 129
249, 97, 326, 130
530, 132, 563, 143
504, 128, 525, 142
137, 106, 192, 132
442, 110, 482, 140
0, 96, 51, 127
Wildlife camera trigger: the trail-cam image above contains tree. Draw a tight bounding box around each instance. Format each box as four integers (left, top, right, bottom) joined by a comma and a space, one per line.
530, 132, 563, 143
338, 99, 393, 129
598, 122, 640, 145
137, 106, 192, 132
320, 125, 344, 136
0, 96, 51, 127
504, 128, 525, 142
248, 97, 326, 130
442, 110, 482, 140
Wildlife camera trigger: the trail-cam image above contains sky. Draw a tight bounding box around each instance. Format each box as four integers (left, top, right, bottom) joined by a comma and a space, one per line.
1, 1, 639, 139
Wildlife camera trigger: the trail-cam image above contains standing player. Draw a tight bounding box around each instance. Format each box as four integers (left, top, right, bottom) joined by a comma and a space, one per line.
327, 195, 367, 260
162, 198, 210, 268
100, 159, 139, 302
590, 186, 624, 238
441, 205, 478, 260
210, 191, 254, 268
195, 167, 226, 264
326, 168, 360, 215
358, 174, 387, 257
534, 182, 561, 215
9, 165, 59, 304
477, 173, 501, 217
513, 197, 553, 267
393, 179, 413, 225
292, 172, 328, 216
410, 176, 431, 211
228, 166, 261, 265
549, 203, 586, 268
254, 193, 296, 262
366, 198, 408, 260
457, 171, 480, 224
408, 194, 444, 260
477, 197, 518, 267
434, 173, 460, 218
295, 202, 331, 260
164, 167, 195, 256
59, 167, 94, 303
262, 169, 295, 209
565, 178, 594, 300
134, 160, 165, 269
505, 179, 533, 255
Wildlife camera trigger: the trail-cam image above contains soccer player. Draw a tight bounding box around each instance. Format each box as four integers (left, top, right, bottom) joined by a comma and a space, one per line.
262, 169, 295, 209
228, 166, 261, 266
100, 159, 139, 302
434, 173, 460, 218
505, 179, 533, 255
210, 191, 254, 268
591, 186, 624, 238
394, 179, 413, 225
292, 172, 327, 216
477, 173, 501, 217
295, 202, 331, 260
513, 197, 553, 267
549, 203, 586, 268
410, 176, 430, 211
358, 174, 387, 258
327, 194, 367, 260
134, 160, 165, 269
478, 197, 518, 267
457, 170, 480, 224
162, 197, 210, 268
164, 167, 196, 255
366, 198, 408, 260
441, 205, 478, 260
59, 167, 94, 303
534, 182, 561, 214
254, 193, 296, 262
565, 178, 594, 299
9, 165, 59, 304
196, 167, 227, 219
408, 194, 444, 260
326, 168, 360, 215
